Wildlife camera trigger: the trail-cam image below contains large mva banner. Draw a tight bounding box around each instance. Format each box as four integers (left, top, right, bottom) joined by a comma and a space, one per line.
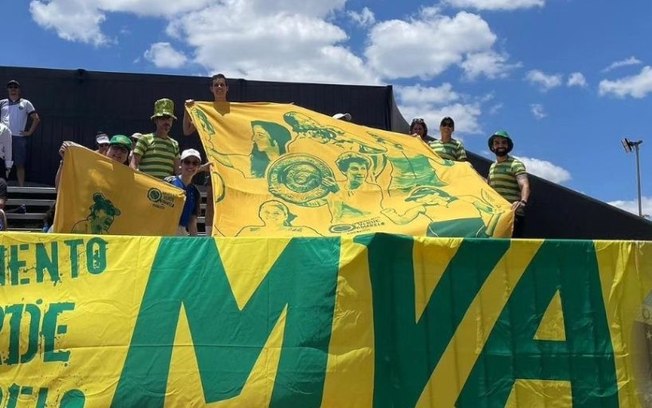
0, 233, 651, 407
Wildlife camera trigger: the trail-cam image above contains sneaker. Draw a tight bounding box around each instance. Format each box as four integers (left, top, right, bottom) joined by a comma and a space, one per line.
6, 204, 26, 214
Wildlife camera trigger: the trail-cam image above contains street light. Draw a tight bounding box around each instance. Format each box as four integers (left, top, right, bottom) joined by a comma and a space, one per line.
621, 138, 644, 217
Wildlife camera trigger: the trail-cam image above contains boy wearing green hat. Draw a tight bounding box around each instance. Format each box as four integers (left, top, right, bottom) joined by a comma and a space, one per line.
130, 98, 180, 179
487, 130, 530, 238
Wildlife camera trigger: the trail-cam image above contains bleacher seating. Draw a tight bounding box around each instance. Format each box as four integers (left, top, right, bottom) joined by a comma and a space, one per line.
4, 186, 209, 234
5, 186, 56, 232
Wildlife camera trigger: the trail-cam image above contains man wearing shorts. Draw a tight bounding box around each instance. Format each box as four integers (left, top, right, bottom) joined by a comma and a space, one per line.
0, 80, 40, 186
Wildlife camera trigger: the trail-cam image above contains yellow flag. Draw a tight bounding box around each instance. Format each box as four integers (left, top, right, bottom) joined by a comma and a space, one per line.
53, 146, 185, 235
188, 102, 513, 237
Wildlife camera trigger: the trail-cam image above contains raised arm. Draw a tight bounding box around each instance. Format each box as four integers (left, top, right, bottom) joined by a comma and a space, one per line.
183, 99, 197, 136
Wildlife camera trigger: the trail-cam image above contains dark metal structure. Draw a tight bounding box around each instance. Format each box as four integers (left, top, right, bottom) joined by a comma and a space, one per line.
1, 66, 650, 240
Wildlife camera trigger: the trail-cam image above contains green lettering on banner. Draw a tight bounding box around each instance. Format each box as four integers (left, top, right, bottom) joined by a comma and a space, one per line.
35, 243, 60, 284
9, 244, 29, 285
86, 238, 107, 274
4, 304, 41, 365
456, 240, 618, 407
63, 240, 84, 279
0, 245, 5, 285
357, 235, 510, 407
113, 237, 340, 407
43, 302, 75, 363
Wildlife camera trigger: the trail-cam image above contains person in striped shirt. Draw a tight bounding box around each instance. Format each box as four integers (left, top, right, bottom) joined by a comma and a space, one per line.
427, 117, 467, 162
487, 130, 530, 238
130, 98, 180, 179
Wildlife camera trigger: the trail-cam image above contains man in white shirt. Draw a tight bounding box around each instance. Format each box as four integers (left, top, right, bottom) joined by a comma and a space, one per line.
0, 80, 40, 186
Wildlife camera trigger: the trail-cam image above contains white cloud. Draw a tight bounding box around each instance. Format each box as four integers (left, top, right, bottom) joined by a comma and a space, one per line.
348, 7, 375, 27
608, 197, 652, 218
396, 83, 487, 136
400, 103, 483, 136
460, 51, 519, 80
30, 0, 109, 46
488, 103, 503, 115
516, 156, 571, 184
602, 56, 642, 73
598, 66, 652, 98
525, 69, 563, 91
164, 2, 377, 85
100, 0, 328, 18
365, 10, 503, 80
144, 42, 188, 69
530, 104, 547, 120
27, 1, 516, 86
567, 72, 587, 87
396, 83, 460, 105
443, 0, 545, 10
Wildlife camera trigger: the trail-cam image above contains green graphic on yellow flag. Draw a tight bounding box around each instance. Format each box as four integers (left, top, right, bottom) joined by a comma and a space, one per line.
187, 102, 514, 237
53, 145, 185, 235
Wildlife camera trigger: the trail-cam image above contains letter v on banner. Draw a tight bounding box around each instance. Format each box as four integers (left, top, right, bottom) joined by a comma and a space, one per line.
355, 234, 511, 407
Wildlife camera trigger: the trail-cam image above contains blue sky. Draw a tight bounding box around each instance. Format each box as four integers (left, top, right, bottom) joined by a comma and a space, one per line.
3, 0, 652, 216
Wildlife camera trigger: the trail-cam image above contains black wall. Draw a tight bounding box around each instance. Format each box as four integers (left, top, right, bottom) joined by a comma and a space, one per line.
0, 66, 402, 188
2, 65, 650, 240
468, 152, 652, 240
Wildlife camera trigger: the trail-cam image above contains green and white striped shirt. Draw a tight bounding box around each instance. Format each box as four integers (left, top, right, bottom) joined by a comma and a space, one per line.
488, 156, 527, 212
427, 138, 467, 161
134, 133, 179, 179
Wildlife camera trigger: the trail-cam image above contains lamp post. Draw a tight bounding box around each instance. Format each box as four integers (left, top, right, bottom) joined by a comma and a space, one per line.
621, 138, 644, 217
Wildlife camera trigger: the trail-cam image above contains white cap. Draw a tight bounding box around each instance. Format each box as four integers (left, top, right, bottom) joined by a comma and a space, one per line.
96, 133, 110, 144
180, 148, 202, 161
131, 132, 143, 140
332, 112, 352, 121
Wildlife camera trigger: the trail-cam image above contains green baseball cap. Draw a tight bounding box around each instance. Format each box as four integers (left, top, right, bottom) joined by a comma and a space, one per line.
109, 134, 132, 151
488, 130, 514, 153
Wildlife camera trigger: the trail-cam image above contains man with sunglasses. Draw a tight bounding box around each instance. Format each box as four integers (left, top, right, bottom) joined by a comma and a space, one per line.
166, 149, 202, 236
428, 117, 467, 162
0, 80, 40, 186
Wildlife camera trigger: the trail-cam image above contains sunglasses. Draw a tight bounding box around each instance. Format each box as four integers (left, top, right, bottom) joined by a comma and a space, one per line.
182, 160, 200, 166
441, 122, 454, 128
411, 118, 425, 124
7, 85, 19, 89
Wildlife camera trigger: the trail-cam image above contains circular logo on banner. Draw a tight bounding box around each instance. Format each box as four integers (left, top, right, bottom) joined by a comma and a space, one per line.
267, 154, 335, 206
147, 188, 162, 203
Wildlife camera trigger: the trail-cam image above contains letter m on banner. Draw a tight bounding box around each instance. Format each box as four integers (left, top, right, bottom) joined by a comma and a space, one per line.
113, 237, 340, 407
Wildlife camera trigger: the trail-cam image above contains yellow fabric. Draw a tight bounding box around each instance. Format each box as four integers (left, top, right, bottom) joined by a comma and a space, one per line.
2, 234, 650, 407
186, 101, 513, 237
53, 145, 185, 236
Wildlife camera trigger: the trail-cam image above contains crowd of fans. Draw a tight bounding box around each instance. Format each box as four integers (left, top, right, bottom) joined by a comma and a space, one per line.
0, 75, 530, 237
406, 116, 530, 237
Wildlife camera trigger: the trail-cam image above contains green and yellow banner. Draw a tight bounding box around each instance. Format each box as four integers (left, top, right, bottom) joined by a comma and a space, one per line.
53, 146, 185, 236
186, 102, 513, 237
1, 232, 651, 407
